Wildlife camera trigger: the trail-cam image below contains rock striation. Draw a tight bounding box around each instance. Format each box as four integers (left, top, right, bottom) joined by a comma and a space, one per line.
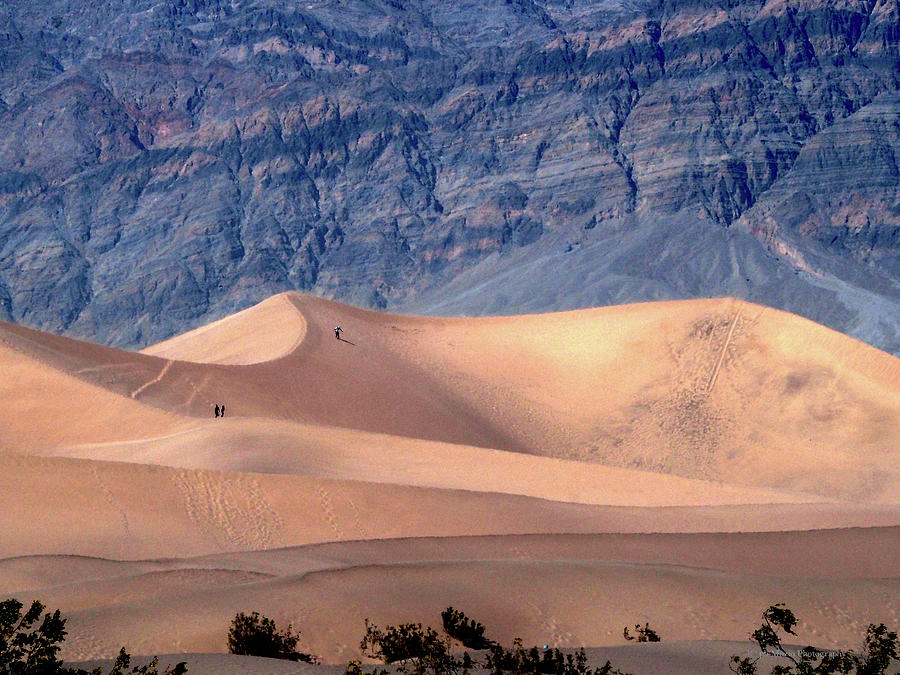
0, 0, 898, 352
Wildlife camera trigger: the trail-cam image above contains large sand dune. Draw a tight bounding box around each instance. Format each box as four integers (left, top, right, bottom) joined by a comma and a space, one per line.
1, 293, 898, 673
5, 531, 899, 664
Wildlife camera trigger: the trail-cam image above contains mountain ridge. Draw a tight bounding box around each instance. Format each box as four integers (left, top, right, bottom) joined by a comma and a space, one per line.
0, 0, 898, 352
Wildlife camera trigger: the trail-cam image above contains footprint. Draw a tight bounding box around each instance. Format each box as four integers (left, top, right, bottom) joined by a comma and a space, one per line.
317, 485, 345, 540
174, 470, 284, 551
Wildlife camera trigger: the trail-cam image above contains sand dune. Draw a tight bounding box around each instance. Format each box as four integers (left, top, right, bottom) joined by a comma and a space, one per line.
8, 452, 896, 560
5, 293, 899, 499
1, 292, 899, 672
5, 531, 897, 663
0, 339, 187, 452
140, 294, 307, 365
47, 418, 835, 508
4, 293, 899, 498
72, 642, 882, 675
65, 644, 861, 675
369, 297, 900, 501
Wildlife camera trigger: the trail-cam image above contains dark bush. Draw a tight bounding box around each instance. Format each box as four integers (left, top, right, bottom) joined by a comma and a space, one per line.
96, 649, 187, 675
730, 604, 899, 674
484, 639, 630, 675
622, 623, 660, 643
344, 659, 388, 675
0, 598, 67, 674
357, 609, 632, 675
0, 597, 186, 675
441, 607, 494, 650
360, 619, 459, 675
227, 611, 316, 663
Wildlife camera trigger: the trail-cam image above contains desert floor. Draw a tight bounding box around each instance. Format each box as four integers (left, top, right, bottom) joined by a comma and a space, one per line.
1, 293, 898, 674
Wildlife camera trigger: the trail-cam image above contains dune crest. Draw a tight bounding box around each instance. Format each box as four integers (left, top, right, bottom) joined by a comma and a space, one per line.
141, 293, 307, 365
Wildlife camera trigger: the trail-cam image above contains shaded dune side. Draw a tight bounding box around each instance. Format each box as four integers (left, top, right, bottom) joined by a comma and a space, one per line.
8, 526, 897, 588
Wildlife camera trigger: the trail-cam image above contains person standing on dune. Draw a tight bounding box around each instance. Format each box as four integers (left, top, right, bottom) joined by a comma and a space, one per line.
215, 404, 220, 418
334, 326, 343, 340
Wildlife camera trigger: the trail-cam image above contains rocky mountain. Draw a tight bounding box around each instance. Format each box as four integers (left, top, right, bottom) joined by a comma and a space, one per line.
1, 0, 899, 352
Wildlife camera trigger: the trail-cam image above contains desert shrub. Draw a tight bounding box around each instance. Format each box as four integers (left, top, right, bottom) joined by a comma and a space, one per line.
93, 649, 187, 675
343, 659, 388, 675
730, 604, 899, 675
0, 598, 67, 674
484, 639, 630, 675
0, 597, 186, 675
227, 611, 315, 663
344, 659, 365, 675
622, 623, 660, 643
360, 610, 631, 675
441, 608, 494, 650
360, 619, 459, 675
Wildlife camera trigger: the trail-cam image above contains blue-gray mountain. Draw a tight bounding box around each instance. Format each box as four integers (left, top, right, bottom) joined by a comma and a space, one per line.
1, 0, 899, 352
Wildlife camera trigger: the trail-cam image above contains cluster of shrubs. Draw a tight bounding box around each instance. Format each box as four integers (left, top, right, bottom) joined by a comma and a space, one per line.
622, 624, 659, 644
4, 596, 897, 675
226, 611, 316, 664
351, 607, 636, 675
0, 598, 186, 675
729, 604, 899, 675
223, 605, 636, 675
342, 605, 896, 675
441, 607, 493, 651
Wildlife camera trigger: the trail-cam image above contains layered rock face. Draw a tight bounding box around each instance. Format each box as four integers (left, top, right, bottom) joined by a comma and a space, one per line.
0, 0, 898, 351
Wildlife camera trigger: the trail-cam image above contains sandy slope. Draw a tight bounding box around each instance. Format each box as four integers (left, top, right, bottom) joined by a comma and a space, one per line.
3, 293, 898, 498
65, 644, 862, 675
0, 340, 188, 453
4, 531, 897, 663
140, 294, 307, 365
46, 418, 835, 508
369, 297, 900, 501
73, 642, 892, 675
9, 452, 897, 560
1, 292, 899, 673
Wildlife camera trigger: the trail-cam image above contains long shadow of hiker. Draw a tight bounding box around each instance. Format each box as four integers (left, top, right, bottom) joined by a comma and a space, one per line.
337, 337, 356, 346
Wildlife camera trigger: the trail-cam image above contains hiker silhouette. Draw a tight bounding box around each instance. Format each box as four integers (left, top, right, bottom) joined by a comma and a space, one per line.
334, 326, 342, 340
214, 404, 220, 418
